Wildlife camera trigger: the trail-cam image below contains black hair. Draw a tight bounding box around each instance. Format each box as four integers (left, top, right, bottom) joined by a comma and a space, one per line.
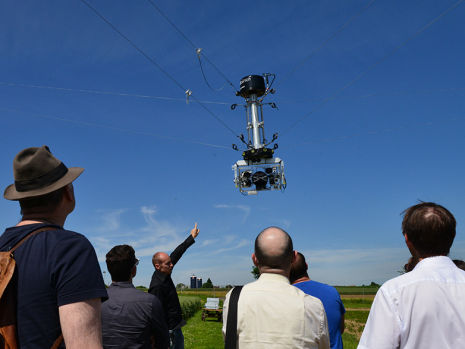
19, 187, 66, 215
106, 245, 137, 282
290, 252, 309, 283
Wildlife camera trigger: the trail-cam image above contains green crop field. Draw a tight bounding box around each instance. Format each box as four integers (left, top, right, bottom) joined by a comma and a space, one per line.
181, 290, 374, 348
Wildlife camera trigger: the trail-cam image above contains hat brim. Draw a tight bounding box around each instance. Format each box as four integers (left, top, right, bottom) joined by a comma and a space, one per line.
3, 167, 84, 201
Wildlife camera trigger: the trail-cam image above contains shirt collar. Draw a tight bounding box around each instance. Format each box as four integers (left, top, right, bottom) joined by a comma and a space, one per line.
110, 281, 135, 288
155, 269, 169, 282
258, 273, 290, 284
414, 255, 455, 271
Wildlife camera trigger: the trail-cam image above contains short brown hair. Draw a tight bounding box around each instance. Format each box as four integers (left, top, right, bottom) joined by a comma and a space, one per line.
106, 245, 137, 282
402, 202, 456, 257
19, 187, 65, 215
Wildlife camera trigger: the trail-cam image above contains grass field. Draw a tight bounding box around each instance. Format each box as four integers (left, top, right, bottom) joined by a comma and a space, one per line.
181, 290, 375, 348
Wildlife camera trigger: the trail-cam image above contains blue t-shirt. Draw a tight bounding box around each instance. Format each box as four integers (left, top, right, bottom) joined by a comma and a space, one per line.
0, 223, 108, 348
294, 280, 345, 349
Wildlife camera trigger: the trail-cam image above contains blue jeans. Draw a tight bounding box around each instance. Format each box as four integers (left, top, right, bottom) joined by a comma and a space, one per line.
169, 328, 184, 349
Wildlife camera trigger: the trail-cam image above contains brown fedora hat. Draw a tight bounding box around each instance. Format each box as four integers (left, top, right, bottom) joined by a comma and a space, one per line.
3, 146, 84, 201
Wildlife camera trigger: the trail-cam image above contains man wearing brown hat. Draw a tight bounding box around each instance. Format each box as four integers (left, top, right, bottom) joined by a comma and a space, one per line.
0, 146, 108, 348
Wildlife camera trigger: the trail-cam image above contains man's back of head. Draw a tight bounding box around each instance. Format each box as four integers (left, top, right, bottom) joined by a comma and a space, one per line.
223, 227, 330, 348
254, 226, 294, 273
106, 245, 137, 282
402, 202, 456, 257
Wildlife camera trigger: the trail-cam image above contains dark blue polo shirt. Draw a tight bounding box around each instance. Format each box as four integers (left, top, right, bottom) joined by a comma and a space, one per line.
0, 223, 108, 348
102, 282, 169, 349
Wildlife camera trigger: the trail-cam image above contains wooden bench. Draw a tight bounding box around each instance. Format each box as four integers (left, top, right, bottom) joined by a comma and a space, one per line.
201, 298, 222, 322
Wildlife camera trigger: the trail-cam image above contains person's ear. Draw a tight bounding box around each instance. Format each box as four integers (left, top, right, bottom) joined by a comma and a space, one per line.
154, 263, 161, 271
63, 184, 74, 201
131, 265, 137, 278
291, 250, 297, 264
404, 233, 417, 257
252, 253, 259, 266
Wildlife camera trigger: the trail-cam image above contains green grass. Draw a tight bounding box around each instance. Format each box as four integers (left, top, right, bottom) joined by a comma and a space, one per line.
345, 310, 370, 323
184, 309, 223, 349
342, 332, 360, 349
179, 296, 203, 321
342, 298, 373, 309
181, 292, 371, 348
335, 286, 379, 295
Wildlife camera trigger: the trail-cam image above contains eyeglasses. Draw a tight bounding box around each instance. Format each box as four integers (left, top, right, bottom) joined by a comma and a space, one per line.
134, 258, 139, 267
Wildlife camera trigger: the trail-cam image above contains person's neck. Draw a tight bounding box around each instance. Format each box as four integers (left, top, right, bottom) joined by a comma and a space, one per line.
292, 275, 310, 285
259, 267, 290, 279
17, 215, 64, 227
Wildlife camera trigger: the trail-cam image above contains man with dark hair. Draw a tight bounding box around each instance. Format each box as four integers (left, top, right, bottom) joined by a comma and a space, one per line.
290, 252, 345, 349
148, 223, 200, 349
222, 227, 330, 348
359, 202, 465, 349
102, 245, 169, 348
0, 146, 108, 348
453, 259, 465, 271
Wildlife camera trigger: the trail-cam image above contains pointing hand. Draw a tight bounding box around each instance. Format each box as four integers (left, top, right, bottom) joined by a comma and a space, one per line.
190, 222, 199, 239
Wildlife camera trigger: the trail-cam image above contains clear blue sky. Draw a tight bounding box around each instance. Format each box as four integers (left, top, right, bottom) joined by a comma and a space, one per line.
1, 0, 464, 287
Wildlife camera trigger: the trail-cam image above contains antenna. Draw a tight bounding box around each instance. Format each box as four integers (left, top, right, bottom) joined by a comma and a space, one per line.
232, 74, 286, 195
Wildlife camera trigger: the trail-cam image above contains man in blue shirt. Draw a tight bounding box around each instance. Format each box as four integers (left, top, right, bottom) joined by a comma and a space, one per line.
290, 252, 345, 349
102, 244, 169, 348
0, 145, 108, 348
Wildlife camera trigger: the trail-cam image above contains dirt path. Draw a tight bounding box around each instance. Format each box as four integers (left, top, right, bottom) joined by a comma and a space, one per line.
341, 294, 375, 299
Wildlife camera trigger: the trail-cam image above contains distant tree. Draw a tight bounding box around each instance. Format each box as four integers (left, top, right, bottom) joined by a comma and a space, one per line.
225, 284, 234, 289
202, 278, 213, 288
370, 281, 380, 287
251, 266, 260, 279
176, 283, 187, 290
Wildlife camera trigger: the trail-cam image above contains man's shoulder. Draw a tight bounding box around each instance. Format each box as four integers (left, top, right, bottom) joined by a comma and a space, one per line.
0, 224, 90, 252
108, 284, 159, 304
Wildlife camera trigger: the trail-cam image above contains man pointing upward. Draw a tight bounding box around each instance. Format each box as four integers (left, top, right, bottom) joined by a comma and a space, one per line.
149, 223, 200, 349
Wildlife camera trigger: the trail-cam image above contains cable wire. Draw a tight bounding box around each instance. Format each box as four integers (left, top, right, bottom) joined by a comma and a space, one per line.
298, 115, 464, 145
0, 81, 230, 105
279, 0, 378, 86
145, 0, 236, 91
281, 0, 465, 136
0, 107, 231, 150
78, 0, 240, 139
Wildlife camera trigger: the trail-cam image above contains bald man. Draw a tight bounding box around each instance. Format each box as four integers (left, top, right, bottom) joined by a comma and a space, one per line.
148, 223, 199, 349
222, 227, 330, 349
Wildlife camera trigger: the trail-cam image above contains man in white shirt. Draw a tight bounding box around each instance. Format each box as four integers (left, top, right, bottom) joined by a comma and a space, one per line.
222, 226, 330, 349
358, 202, 465, 349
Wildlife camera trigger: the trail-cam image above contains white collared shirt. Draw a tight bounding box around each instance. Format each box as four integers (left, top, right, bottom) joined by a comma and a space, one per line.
223, 273, 330, 349
358, 256, 465, 349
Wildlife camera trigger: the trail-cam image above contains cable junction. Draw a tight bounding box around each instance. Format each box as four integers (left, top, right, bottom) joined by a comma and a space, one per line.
0, 81, 230, 105
145, 0, 236, 92
79, 0, 240, 139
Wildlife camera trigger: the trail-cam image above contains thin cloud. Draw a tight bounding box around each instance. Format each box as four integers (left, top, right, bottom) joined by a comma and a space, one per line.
94, 208, 127, 233
214, 204, 251, 222
214, 239, 249, 254
201, 239, 219, 247
90, 205, 186, 261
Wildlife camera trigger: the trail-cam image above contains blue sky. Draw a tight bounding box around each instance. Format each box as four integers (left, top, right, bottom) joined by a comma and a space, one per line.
1, 0, 465, 287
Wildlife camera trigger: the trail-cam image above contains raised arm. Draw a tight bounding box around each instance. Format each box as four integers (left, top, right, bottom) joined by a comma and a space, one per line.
59, 298, 103, 349
170, 223, 199, 266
